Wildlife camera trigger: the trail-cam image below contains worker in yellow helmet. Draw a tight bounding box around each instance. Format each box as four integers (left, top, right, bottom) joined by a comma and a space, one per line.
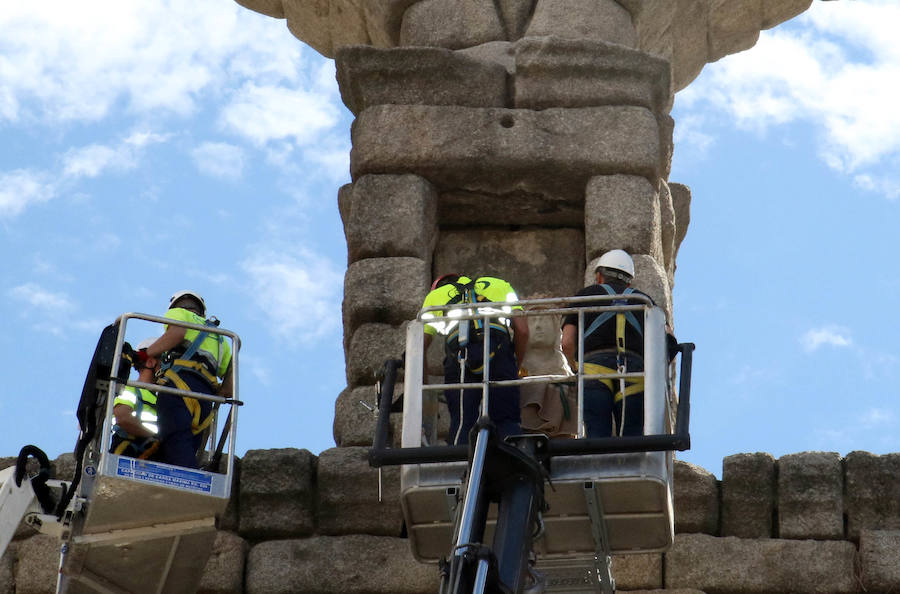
422, 274, 529, 445
142, 291, 232, 468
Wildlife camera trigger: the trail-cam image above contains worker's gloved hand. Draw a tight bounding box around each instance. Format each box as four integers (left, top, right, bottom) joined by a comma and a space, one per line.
518, 365, 529, 378
136, 348, 151, 368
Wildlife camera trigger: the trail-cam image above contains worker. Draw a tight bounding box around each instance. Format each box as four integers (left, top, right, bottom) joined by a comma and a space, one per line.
561, 250, 651, 438
142, 291, 233, 468
110, 337, 161, 460
422, 274, 529, 445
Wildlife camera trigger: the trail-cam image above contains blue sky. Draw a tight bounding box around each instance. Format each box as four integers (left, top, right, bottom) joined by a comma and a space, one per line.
1, 1, 897, 477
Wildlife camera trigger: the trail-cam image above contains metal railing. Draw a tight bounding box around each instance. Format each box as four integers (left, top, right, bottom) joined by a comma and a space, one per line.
103, 312, 243, 477
369, 296, 693, 468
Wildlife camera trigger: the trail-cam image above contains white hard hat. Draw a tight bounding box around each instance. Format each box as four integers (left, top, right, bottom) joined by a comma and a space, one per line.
596, 249, 635, 279
169, 290, 206, 315
136, 337, 159, 350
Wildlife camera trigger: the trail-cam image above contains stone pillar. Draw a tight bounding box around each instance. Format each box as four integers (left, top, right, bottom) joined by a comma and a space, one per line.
237, 0, 816, 457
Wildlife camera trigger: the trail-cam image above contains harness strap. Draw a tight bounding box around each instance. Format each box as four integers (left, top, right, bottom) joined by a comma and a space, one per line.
161, 364, 218, 435
581, 362, 644, 403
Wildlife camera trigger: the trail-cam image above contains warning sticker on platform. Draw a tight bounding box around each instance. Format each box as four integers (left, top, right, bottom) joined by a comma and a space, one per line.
116, 458, 212, 493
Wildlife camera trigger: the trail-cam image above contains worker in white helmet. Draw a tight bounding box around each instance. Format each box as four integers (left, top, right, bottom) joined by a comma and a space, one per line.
141, 291, 232, 468
561, 250, 651, 438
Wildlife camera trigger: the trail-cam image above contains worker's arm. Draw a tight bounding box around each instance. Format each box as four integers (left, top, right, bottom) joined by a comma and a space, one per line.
561, 323, 578, 370
113, 404, 155, 438
511, 316, 529, 371
145, 326, 186, 359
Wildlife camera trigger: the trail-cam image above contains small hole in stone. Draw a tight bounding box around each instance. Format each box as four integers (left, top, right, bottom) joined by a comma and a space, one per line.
500, 115, 515, 128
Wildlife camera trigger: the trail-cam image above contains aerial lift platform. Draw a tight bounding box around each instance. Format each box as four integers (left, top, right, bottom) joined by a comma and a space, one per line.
0, 313, 241, 594
369, 295, 694, 593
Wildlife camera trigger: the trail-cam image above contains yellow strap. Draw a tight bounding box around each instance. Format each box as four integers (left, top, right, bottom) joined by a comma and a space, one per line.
182, 396, 215, 435
170, 359, 220, 389
162, 366, 217, 435
616, 313, 626, 353
581, 362, 644, 402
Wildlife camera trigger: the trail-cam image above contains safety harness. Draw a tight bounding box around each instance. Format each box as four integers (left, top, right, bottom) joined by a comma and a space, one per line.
444, 278, 512, 374
157, 317, 225, 436
581, 285, 645, 425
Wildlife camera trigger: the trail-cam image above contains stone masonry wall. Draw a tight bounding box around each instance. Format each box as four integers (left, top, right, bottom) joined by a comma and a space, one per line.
4, 450, 900, 593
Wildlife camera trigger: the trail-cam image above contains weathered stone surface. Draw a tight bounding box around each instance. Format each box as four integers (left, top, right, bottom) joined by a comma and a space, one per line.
721, 452, 775, 538
585, 174, 662, 264
669, 182, 691, 262
334, 383, 405, 447
708, 0, 762, 62
336, 46, 508, 116
434, 228, 585, 299
658, 113, 674, 181
346, 323, 407, 387
198, 531, 248, 594
317, 447, 403, 536
0, 541, 14, 594
438, 189, 583, 227
514, 37, 671, 115
669, 0, 709, 91
658, 181, 676, 286
456, 41, 516, 75
763, 0, 813, 29
218, 456, 241, 533
246, 535, 436, 594
361, 1, 420, 48
845, 451, 900, 540
496, 0, 534, 40
778, 451, 843, 540
343, 257, 429, 334
859, 529, 900, 593
344, 174, 438, 264
238, 448, 316, 539
674, 459, 719, 535
611, 553, 662, 590
525, 0, 637, 47
14, 534, 57, 594
50, 453, 76, 481
234, 0, 283, 19
351, 104, 661, 202
284, 0, 370, 58
400, 0, 504, 50
665, 533, 857, 593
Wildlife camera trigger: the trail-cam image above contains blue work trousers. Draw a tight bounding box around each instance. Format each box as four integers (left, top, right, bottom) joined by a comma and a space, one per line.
156, 371, 213, 468
443, 333, 521, 445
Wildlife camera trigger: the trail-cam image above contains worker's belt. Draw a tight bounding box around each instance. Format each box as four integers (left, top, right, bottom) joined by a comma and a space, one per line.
580, 362, 644, 403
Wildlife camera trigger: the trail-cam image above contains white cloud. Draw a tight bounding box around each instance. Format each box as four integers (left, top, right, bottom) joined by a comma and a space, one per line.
62, 131, 169, 179
0, 170, 55, 219
220, 82, 340, 147
8, 282, 73, 314
858, 407, 894, 428
192, 142, 246, 180
0, 1, 307, 124
800, 325, 852, 352
240, 247, 343, 344
676, 0, 900, 196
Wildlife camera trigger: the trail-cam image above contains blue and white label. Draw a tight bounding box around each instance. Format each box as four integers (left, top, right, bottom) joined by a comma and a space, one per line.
116, 458, 212, 493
